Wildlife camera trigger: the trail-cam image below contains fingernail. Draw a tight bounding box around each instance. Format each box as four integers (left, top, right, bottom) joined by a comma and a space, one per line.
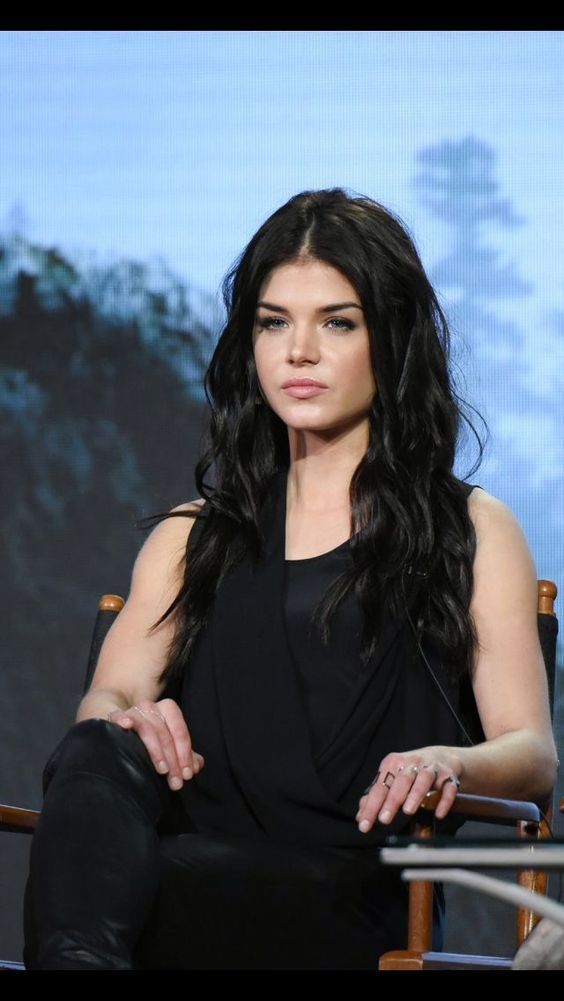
379, 810, 392, 824
359, 819, 371, 833
182, 766, 192, 780
157, 760, 168, 774
169, 777, 182, 791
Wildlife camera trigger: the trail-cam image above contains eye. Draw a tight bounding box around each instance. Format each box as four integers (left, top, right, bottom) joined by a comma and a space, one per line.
255, 315, 287, 331
326, 317, 355, 332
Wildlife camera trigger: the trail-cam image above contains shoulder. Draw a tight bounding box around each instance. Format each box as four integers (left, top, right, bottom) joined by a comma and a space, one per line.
149, 497, 206, 555
467, 484, 512, 528
150, 497, 206, 544
464, 487, 538, 622
131, 498, 205, 603
466, 487, 532, 561
169, 498, 207, 517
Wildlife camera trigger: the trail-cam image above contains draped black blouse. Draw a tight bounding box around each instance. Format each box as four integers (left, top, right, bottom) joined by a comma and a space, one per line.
177, 469, 484, 851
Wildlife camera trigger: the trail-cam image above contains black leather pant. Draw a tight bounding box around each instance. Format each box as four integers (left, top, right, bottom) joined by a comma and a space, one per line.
23, 717, 196, 970
23, 717, 435, 970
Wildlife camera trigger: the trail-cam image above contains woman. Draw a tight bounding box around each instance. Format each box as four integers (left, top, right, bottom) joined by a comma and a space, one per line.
23, 188, 557, 970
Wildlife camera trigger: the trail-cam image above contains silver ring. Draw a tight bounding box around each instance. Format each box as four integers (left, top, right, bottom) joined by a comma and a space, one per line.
446, 775, 461, 788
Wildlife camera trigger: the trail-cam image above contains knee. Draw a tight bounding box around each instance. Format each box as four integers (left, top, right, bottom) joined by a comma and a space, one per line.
41, 718, 157, 799
38, 718, 173, 827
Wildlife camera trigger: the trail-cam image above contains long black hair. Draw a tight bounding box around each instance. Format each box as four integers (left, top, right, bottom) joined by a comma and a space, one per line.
140, 188, 488, 691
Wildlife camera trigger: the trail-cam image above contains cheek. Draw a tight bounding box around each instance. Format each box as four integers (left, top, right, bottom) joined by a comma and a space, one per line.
253, 340, 264, 372
253, 345, 275, 395
348, 349, 375, 392
254, 340, 280, 379
253, 346, 266, 382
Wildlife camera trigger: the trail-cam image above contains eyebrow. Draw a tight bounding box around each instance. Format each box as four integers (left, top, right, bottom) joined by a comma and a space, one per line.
256, 300, 363, 314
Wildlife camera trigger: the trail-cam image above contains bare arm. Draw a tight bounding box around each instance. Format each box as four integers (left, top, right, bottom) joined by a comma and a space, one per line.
443, 490, 558, 804
357, 490, 558, 831
76, 499, 205, 789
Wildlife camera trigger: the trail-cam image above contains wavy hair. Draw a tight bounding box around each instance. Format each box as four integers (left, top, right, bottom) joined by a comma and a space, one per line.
140, 188, 488, 693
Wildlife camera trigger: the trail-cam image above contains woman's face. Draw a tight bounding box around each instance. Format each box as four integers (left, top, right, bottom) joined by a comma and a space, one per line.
252, 257, 376, 439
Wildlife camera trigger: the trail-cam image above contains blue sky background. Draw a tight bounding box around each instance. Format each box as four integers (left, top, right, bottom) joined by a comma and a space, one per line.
1, 28, 563, 601
2, 31, 562, 300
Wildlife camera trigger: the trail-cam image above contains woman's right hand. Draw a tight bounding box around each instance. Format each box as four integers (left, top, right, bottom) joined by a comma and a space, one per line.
106, 698, 205, 792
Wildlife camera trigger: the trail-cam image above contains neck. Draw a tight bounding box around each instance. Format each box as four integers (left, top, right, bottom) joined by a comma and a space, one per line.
285, 423, 368, 514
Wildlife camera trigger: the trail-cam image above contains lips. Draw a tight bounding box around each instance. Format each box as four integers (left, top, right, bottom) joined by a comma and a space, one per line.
281, 379, 328, 388
281, 380, 328, 399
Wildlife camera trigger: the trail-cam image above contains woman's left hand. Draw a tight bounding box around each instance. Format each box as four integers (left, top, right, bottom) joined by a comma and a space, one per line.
355, 746, 463, 833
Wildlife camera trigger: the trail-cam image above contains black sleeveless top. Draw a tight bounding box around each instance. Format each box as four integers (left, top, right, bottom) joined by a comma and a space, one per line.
285, 541, 368, 760
178, 470, 484, 851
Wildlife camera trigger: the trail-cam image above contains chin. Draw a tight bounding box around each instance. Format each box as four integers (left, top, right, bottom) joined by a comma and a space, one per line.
286, 419, 345, 436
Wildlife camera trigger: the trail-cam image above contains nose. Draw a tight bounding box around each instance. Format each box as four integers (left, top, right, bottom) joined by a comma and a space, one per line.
287, 322, 321, 365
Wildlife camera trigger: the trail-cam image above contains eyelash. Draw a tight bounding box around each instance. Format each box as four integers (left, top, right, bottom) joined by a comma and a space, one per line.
256, 316, 355, 333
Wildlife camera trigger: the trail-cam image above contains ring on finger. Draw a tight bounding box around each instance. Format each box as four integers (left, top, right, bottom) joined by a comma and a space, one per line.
445, 775, 461, 788
383, 771, 396, 790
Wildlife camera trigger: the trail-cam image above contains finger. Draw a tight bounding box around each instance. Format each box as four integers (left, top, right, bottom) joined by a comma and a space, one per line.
356, 769, 392, 820
126, 702, 205, 790
401, 763, 440, 815
355, 767, 407, 829
158, 702, 205, 776
375, 765, 422, 824
129, 704, 184, 790
401, 766, 459, 819
434, 774, 461, 820
357, 764, 421, 830
157, 700, 199, 781
357, 765, 402, 809
109, 708, 171, 778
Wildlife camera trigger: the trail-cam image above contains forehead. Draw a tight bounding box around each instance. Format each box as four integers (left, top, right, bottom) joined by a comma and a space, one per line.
258, 259, 358, 303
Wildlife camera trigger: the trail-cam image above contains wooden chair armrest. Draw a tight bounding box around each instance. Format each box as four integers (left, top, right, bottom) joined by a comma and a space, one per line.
0, 803, 40, 834
419, 790, 543, 826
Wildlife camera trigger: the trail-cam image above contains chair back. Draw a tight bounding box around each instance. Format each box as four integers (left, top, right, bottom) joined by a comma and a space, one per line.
537, 581, 558, 722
